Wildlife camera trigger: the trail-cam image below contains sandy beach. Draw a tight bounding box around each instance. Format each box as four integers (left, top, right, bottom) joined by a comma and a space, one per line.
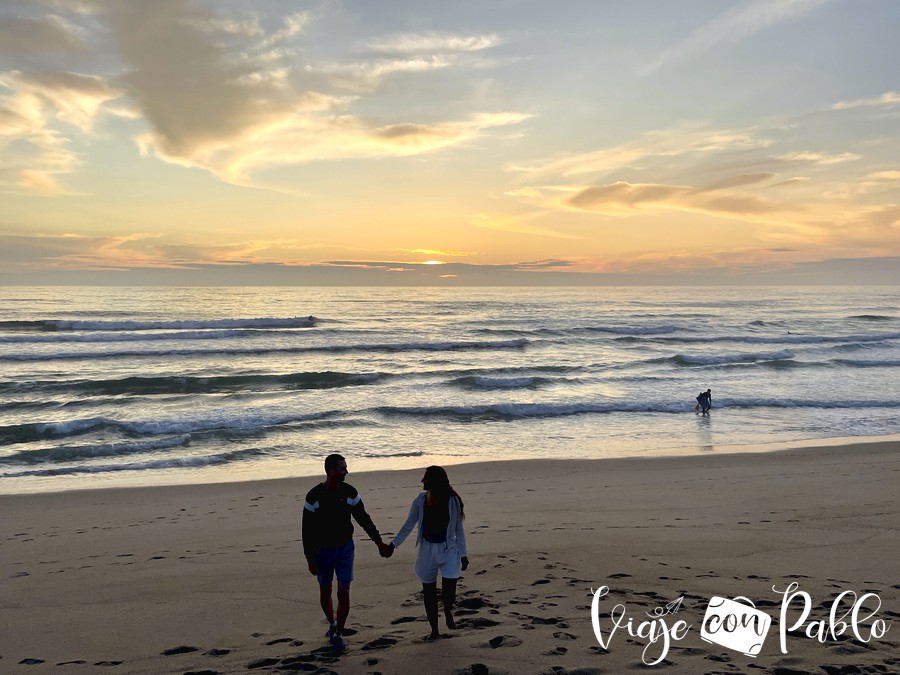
2, 440, 898, 674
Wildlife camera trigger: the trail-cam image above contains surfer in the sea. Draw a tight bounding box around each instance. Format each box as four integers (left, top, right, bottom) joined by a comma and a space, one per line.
696, 389, 712, 414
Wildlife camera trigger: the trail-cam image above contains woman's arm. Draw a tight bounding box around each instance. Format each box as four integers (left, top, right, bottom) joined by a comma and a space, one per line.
453, 496, 467, 557
391, 495, 422, 548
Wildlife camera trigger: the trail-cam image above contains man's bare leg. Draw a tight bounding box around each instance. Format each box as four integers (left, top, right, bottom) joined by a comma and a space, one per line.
319, 583, 335, 625
335, 581, 351, 634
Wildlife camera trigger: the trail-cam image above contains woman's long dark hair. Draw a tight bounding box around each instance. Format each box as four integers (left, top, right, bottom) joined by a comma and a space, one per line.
423, 465, 464, 520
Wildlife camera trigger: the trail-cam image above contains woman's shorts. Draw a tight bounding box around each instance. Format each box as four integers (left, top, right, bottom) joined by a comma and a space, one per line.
414, 541, 460, 583
315, 540, 355, 586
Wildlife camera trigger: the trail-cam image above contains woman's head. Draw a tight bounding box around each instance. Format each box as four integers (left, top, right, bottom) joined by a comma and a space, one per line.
422, 465, 464, 519
422, 465, 450, 491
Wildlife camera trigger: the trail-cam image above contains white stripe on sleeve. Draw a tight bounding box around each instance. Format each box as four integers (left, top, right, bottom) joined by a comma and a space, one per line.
346, 494, 361, 506
304, 500, 319, 512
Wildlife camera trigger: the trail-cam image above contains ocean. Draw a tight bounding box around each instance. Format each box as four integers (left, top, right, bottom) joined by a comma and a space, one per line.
1, 285, 899, 494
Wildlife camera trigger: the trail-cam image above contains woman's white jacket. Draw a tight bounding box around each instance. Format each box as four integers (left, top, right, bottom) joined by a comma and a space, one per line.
391, 492, 467, 556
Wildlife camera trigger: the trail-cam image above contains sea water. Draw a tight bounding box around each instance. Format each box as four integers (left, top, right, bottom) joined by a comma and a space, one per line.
1, 286, 898, 493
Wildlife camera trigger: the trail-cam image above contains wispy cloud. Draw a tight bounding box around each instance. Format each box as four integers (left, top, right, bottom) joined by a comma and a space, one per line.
831, 91, 900, 110
509, 126, 767, 179
775, 151, 860, 165
643, 0, 830, 74
565, 180, 791, 220
0, 70, 120, 193
469, 212, 581, 239
399, 248, 475, 257
0, 14, 87, 56
365, 32, 502, 55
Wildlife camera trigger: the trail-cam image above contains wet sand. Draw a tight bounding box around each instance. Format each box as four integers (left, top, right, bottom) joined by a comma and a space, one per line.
1, 440, 898, 674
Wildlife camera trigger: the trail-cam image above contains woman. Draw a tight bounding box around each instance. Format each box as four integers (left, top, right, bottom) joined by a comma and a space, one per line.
388, 465, 469, 641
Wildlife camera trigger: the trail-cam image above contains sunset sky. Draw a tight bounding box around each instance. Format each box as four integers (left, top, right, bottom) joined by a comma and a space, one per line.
1, 0, 898, 284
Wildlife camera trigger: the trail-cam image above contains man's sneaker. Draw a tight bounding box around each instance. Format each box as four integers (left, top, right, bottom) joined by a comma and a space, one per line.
329, 633, 346, 651
325, 623, 337, 639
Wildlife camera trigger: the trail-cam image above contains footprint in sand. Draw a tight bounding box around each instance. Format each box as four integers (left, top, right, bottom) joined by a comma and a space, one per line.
486, 635, 523, 649
162, 645, 200, 655
264, 637, 295, 646
541, 646, 567, 656
459, 617, 501, 629
362, 637, 398, 651
459, 597, 493, 610
246, 657, 280, 668
530, 616, 564, 626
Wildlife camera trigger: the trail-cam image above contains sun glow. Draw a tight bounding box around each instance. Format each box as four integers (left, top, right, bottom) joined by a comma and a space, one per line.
422, 260, 445, 265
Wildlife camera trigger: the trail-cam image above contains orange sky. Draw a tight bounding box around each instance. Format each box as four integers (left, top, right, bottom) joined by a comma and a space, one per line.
1, 1, 899, 284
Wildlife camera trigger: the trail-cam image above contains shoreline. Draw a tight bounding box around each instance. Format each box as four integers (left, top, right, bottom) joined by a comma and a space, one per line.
2, 437, 898, 673
4, 430, 900, 497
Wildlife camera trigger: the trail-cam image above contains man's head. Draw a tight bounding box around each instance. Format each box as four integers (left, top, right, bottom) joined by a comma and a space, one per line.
324, 454, 348, 483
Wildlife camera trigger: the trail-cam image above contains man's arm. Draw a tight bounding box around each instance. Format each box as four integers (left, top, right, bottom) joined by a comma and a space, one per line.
302, 493, 321, 573
348, 492, 388, 554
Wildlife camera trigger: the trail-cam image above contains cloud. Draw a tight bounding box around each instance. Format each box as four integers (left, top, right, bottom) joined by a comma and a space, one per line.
775, 151, 860, 165
698, 172, 776, 191
566, 180, 788, 219
469, 212, 581, 239
85, 2, 525, 184
768, 176, 810, 188
831, 91, 900, 110
0, 232, 348, 270
510, 126, 767, 179
854, 204, 900, 232
0, 232, 168, 269
400, 248, 475, 257
0, 69, 121, 192
513, 259, 575, 270
855, 170, 900, 195
568, 182, 687, 211
365, 32, 502, 55
0, 15, 87, 56
644, 0, 830, 74
315, 54, 461, 93
184, 16, 264, 39
4, 230, 898, 284
259, 12, 310, 48
1, 4, 521, 191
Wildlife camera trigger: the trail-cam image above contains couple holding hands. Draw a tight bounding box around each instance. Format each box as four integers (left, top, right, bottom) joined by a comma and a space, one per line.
302, 454, 468, 650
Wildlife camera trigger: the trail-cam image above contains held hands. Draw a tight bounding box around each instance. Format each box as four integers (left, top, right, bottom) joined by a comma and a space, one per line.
377, 541, 395, 559
461, 556, 469, 571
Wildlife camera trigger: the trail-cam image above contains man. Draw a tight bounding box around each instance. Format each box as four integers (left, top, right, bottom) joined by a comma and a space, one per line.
697, 388, 712, 413
302, 454, 391, 650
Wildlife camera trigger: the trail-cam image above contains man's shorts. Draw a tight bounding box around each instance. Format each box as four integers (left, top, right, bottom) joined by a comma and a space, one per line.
414, 542, 460, 583
315, 540, 354, 587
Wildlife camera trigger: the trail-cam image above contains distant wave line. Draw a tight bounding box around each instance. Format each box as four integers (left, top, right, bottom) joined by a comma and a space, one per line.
0, 371, 385, 396
0, 337, 529, 362
616, 331, 900, 346
0, 328, 318, 344
0, 317, 316, 332
0, 448, 265, 478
